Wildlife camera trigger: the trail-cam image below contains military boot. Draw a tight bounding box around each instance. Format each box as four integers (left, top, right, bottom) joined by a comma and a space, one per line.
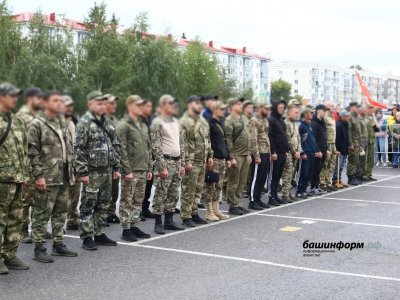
212, 201, 229, 220
20, 232, 32, 244
192, 214, 208, 224
94, 233, 117, 246
34, 246, 54, 263
4, 257, 29, 270
121, 229, 137, 242
205, 203, 219, 221
281, 196, 293, 203
82, 237, 97, 251
51, 243, 78, 257
154, 214, 165, 234
347, 175, 359, 185
0, 260, 9, 275
131, 227, 151, 238
164, 212, 185, 230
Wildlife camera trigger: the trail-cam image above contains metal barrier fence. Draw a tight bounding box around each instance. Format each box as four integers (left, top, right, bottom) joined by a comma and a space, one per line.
375, 124, 400, 165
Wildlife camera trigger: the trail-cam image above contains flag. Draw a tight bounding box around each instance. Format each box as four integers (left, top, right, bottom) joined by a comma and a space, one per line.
354, 70, 387, 109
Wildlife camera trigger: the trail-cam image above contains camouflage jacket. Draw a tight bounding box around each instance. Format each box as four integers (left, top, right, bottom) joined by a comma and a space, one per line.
150, 115, 185, 171
285, 118, 302, 154
348, 112, 361, 147
16, 105, 37, 129
359, 117, 368, 145
225, 113, 251, 157
75, 111, 121, 175
116, 116, 152, 174
324, 113, 337, 150
365, 116, 376, 145
28, 112, 75, 186
180, 112, 213, 165
106, 114, 119, 128
0, 112, 29, 183
249, 115, 270, 160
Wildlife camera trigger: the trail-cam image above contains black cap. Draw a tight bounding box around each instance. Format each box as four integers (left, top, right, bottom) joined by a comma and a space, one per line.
202, 94, 214, 101
25, 87, 43, 98
315, 104, 328, 111
186, 95, 200, 104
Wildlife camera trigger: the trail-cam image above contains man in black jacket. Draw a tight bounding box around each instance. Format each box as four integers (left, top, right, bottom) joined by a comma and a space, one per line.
267, 100, 288, 205
310, 104, 329, 195
333, 110, 350, 188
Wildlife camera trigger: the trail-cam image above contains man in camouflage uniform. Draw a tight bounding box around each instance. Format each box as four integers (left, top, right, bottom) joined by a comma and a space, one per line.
16, 87, 43, 243
28, 91, 78, 262
180, 96, 213, 226
281, 105, 302, 203
75, 91, 121, 250
347, 102, 362, 185
247, 103, 270, 210
363, 105, 378, 181
0, 83, 30, 274
116, 95, 152, 242
63, 96, 81, 231
151, 95, 186, 234
225, 98, 251, 215
320, 101, 339, 192
204, 101, 230, 221
105, 94, 120, 224
357, 106, 368, 182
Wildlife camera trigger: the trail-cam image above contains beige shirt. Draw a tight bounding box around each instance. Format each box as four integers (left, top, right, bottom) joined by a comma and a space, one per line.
161, 117, 180, 157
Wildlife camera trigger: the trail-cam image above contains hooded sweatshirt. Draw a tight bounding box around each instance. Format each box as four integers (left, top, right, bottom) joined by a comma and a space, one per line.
267, 100, 289, 154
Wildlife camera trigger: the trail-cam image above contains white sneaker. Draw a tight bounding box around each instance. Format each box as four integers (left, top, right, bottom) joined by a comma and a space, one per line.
375, 162, 380, 167
383, 163, 387, 167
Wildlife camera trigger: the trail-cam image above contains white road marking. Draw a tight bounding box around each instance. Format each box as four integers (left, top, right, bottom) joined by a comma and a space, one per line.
256, 214, 400, 229
322, 197, 400, 205
365, 185, 400, 189
299, 220, 316, 224
63, 234, 400, 282
132, 174, 400, 245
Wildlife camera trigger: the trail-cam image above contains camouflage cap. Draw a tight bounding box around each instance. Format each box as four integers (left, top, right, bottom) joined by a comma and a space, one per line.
87, 90, 108, 101
62, 95, 74, 106
340, 110, 350, 117
302, 106, 315, 114
104, 94, 119, 103
125, 95, 144, 106
227, 97, 240, 106
288, 98, 301, 106
0, 82, 22, 96
258, 102, 270, 109
213, 100, 228, 111
349, 101, 360, 107
242, 100, 253, 109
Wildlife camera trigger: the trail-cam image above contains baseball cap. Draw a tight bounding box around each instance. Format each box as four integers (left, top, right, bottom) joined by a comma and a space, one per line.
349, 102, 361, 108
288, 98, 301, 106
126, 95, 144, 106
242, 100, 253, 109
86, 91, 108, 101
340, 110, 350, 117
62, 95, 74, 106
25, 87, 43, 98
302, 106, 315, 114
315, 104, 328, 111
186, 95, 200, 104
159, 94, 175, 105
0, 82, 22, 96
104, 94, 119, 103
213, 101, 228, 111
201, 95, 215, 101
227, 97, 240, 106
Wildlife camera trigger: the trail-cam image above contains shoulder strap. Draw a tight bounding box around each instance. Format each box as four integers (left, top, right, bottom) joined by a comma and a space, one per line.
0, 115, 12, 148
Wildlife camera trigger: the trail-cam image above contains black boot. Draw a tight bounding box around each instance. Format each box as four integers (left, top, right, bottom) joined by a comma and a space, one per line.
164, 212, 185, 230
122, 229, 137, 242
131, 227, 151, 238
248, 201, 264, 210
347, 175, 359, 186
82, 237, 97, 251
191, 214, 208, 224
94, 233, 117, 246
182, 218, 195, 227
255, 199, 270, 208
154, 214, 165, 234
142, 208, 155, 219
268, 196, 281, 206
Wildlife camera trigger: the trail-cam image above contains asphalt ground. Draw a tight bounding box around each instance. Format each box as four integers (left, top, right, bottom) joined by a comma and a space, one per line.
2, 166, 400, 299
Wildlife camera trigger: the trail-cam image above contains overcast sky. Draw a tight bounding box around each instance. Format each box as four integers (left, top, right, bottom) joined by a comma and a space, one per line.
8, 0, 400, 75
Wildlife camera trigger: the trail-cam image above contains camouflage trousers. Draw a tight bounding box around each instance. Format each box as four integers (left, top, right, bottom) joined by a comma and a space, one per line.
227, 155, 251, 207
204, 158, 227, 204
32, 173, 69, 246
320, 143, 336, 186
281, 153, 295, 197
364, 143, 375, 178
21, 180, 34, 235
79, 170, 112, 239
66, 180, 81, 226
180, 162, 205, 219
357, 142, 368, 177
152, 159, 181, 215
0, 183, 23, 260
347, 146, 360, 176
120, 171, 146, 229
107, 177, 120, 216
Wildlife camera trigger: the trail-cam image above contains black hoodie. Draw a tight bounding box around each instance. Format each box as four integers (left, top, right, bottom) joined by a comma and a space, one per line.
267, 100, 289, 153
311, 115, 327, 151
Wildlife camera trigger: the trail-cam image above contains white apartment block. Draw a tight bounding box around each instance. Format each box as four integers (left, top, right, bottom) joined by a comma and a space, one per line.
269, 62, 400, 106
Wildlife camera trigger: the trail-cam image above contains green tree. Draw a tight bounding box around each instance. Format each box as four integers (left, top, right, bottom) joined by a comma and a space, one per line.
271, 79, 292, 103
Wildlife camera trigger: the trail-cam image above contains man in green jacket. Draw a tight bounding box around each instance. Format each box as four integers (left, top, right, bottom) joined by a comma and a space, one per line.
0, 82, 30, 274
347, 102, 362, 185
28, 91, 78, 262
116, 95, 152, 242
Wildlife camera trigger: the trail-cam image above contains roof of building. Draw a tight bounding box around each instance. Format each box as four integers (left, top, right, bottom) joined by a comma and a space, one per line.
13, 12, 86, 31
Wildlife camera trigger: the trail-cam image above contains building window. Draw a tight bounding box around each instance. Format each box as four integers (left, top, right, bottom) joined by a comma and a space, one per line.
294, 70, 298, 75
294, 80, 298, 84
279, 70, 282, 75
294, 89, 298, 94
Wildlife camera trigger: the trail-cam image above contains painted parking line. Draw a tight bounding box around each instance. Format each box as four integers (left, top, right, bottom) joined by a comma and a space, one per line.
364, 185, 400, 189
131, 174, 400, 245
256, 214, 400, 229
322, 197, 400, 205
62, 234, 400, 283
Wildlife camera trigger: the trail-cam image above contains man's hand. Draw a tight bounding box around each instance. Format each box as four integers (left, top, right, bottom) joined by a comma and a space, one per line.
335, 151, 340, 156
247, 155, 252, 164
271, 153, 278, 161
226, 160, 232, 169
349, 144, 354, 151
146, 172, 153, 181
35, 177, 46, 192
113, 172, 121, 180
230, 159, 237, 168
125, 173, 134, 182
255, 158, 261, 164
160, 168, 169, 179
81, 176, 90, 186
185, 163, 193, 173
326, 150, 331, 160
179, 167, 186, 177
207, 158, 214, 169
301, 154, 308, 160
294, 151, 301, 160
